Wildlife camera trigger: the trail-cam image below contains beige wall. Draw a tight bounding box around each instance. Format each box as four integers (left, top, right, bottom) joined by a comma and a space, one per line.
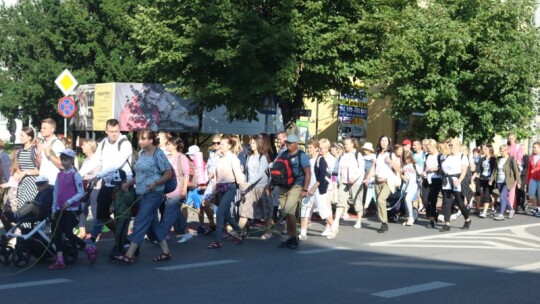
302, 95, 395, 145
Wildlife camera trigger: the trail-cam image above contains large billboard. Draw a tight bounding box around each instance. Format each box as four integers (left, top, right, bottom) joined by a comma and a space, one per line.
69, 83, 283, 134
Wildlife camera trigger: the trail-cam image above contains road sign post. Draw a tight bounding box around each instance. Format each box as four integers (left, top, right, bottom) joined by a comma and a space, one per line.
55, 69, 78, 136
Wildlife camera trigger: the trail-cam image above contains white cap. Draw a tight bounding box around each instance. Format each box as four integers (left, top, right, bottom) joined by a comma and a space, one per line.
35, 175, 49, 184
186, 145, 200, 155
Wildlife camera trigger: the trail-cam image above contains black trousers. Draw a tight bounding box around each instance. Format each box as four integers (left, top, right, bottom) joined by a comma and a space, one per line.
52, 211, 86, 252
442, 190, 470, 222
422, 179, 442, 218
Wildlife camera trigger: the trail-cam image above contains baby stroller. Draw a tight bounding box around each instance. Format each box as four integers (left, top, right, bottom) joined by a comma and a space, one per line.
0, 182, 94, 268
386, 182, 419, 223
0, 216, 79, 268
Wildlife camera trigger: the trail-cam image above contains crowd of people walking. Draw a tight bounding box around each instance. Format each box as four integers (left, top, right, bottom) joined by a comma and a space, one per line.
0, 118, 538, 269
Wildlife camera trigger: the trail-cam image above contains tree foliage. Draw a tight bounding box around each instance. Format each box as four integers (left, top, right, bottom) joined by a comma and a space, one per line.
0, 0, 149, 126
375, 0, 540, 142
130, 0, 376, 125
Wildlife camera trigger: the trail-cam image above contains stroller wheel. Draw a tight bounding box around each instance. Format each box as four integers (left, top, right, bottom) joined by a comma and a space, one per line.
0, 246, 13, 266
413, 207, 419, 222
63, 241, 79, 265
389, 210, 400, 223
10, 248, 31, 268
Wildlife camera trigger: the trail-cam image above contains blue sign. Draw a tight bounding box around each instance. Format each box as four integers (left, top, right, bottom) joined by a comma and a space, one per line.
58, 96, 77, 118
338, 104, 368, 119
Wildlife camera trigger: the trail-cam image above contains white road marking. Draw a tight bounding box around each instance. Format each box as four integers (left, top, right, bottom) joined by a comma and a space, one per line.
367, 223, 540, 250
371, 281, 455, 298
155, 259, 240, 271
297, 247, 350, 254
0, 279, 72, 290
496, 262, 540, 274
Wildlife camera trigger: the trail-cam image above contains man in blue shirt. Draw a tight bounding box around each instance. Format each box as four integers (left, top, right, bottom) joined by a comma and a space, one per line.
276, 134, 311, 249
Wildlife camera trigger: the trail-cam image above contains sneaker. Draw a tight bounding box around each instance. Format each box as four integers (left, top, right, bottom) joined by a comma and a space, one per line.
177, 233, 193, 243
479, 212, 486, 218
278, 237, 298, 249
509, 209, 515, 219
532, 207, 540, 216
48, 261, 65, 270
298, 235, 307, 241
535, 212, 540, 218
494, 214, 505, 221
326, 229, 339, 239
86, 245, 97, 264
321, 229, 332, 236
342, 213, 350, 220
353, 221, 362, 229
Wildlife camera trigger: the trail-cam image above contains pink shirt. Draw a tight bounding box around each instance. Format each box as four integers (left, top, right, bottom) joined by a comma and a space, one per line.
508, 143, 524, 166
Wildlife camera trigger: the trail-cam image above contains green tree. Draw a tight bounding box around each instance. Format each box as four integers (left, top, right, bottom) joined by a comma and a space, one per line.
130, 0, 377, 126
0, 0, 149, 127
375, 0, 540, 142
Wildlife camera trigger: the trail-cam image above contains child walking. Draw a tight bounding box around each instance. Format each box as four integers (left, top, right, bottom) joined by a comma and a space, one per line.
109, 169, 135, 260
49, 149, 96, 270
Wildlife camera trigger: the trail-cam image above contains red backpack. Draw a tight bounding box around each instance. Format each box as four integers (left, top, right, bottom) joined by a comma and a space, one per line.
271, 151, 304, 188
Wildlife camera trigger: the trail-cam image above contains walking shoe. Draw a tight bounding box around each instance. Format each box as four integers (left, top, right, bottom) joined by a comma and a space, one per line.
353, 221, 362, 229
535, 212, 540, 217
342, 213, 350, 220
48, 261, 65, 270
479, 212, 486, 218
86, 245, 97, 264
508, 209, 515, 219
494, 214, 505, 221
326, 229, 339, 239
377, 223, 388, 233
321, 229, 332, 236
462, 219, 472, 229
278, 237, 299, 249
439, 225, 450, 232
298, 235, 308, 241
177, 233, 193, 243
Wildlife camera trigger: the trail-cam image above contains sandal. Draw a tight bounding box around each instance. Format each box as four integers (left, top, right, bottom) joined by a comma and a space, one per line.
118, 255, 134, 265
152, 252, 172, 262
204, 225, 217, 236
207, 241, 222, 249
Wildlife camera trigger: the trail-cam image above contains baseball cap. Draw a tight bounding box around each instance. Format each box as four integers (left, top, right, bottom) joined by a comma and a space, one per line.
186, 145, 200, 155
402, 139, 412, 146
110, 169, 127, 186
35, 175, 49, 185
285, 134, 301, 144
60, 149, 76, 159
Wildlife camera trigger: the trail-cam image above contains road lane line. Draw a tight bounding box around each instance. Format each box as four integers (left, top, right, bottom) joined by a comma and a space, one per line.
371, 281, 455, 298
297, 247, 350, 254
0, 279, 72, 290
155, 259, 240, 271
496, 262, 540, 274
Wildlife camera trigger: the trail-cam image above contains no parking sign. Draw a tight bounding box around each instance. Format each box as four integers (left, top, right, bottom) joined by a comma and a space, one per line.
58, 96, 77, 118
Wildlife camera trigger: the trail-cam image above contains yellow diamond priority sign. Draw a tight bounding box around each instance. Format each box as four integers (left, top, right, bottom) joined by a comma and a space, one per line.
54, 69, 78, 96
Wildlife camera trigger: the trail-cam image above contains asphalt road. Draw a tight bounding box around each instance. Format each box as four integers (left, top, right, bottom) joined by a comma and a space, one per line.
1, 211, 540, 304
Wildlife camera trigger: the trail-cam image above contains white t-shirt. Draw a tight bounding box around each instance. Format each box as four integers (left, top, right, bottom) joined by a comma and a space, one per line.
425, 154, 441, 181
375, 152, 393, 180
497, 157, 507, 184
441, 153, 469, 191
39, 136, 65, 186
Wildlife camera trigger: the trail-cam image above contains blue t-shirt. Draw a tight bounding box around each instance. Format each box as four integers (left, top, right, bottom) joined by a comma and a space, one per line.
285, 150, 310, 187
134, 148, 172, 195
413, 152, 425, 169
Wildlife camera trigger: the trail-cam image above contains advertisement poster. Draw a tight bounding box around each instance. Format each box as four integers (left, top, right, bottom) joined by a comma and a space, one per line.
94, 83, 115, 131
338, 89, 368, 142
69, 84, 96, 132
70, 82, 284, 134
115, 83, 199, 132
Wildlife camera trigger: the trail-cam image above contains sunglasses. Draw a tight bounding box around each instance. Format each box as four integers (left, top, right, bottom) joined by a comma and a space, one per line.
212, 142, 220, 145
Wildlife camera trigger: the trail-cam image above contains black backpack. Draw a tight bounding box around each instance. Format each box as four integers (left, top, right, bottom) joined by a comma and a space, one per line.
271, 151, 304, 188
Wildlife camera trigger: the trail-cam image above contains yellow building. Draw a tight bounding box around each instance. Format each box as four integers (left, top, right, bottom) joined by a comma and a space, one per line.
302, 94, 396, 146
